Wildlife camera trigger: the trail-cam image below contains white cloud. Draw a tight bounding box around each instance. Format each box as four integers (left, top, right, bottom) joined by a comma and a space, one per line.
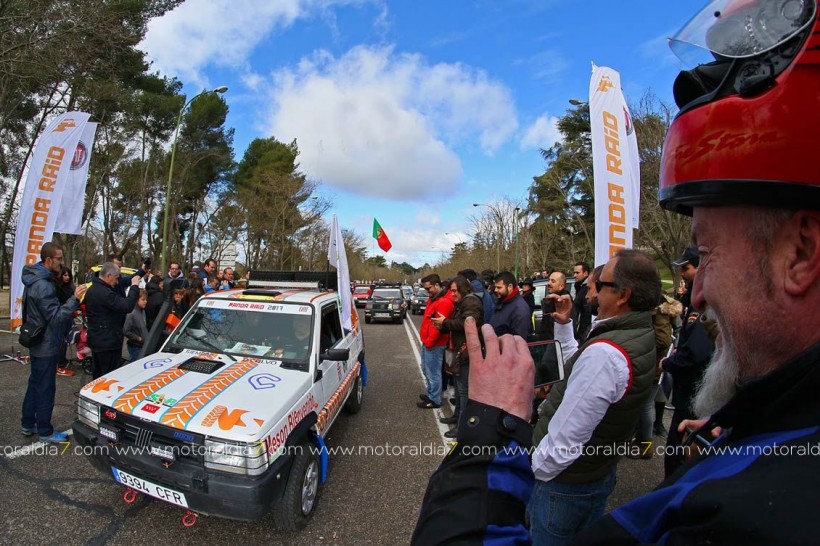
520, 114, 561, 150
241, 71, 264, 91
140, 0, 376, 84
267, 45, 518, 199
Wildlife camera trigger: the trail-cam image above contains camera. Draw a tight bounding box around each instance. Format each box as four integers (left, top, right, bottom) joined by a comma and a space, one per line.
542, 297, 556, 314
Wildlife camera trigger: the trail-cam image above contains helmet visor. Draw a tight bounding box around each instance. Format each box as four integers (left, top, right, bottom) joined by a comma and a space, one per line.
669, 0, 816, 65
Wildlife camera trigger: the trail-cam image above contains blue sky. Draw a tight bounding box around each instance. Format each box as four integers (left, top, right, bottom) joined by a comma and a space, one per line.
139, 0, 697, 268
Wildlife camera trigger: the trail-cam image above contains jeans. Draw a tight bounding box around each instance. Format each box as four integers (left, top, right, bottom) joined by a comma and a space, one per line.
527, 468, 616, 546
454, 365, 469, 420
21, 355, 58, 436
421, 345, 445, 404
127, 344, 143, 362
635, 383, 660, 443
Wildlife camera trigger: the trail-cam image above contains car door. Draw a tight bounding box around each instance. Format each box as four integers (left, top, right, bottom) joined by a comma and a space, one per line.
317, 302, 347, 407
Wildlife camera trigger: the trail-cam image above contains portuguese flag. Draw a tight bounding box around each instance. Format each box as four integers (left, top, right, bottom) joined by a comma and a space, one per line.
373, 218, 392, 252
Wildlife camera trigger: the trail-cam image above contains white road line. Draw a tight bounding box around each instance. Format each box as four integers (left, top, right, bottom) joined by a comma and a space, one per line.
4, 429, 74, 460
402, 317, 451, 445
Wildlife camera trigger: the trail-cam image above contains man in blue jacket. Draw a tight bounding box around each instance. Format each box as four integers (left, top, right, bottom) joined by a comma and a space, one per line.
20, 242, 86, 443
662, 246, 714, 477
490, 271, 532, 339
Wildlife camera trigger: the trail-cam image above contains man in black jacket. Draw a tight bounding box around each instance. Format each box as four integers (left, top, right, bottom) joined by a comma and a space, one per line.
572, 261, 592, 341
661, 246, 715, 477
85, 262, 140, 378
520, 278, 536, 313
538, 271, 569, 341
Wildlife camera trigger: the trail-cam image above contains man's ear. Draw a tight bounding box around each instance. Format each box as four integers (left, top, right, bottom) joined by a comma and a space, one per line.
617, 287, 632, 308
784, 211, 820, 296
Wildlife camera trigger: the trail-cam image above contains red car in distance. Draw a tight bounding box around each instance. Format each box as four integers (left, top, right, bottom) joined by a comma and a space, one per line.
352, 284, 373, 308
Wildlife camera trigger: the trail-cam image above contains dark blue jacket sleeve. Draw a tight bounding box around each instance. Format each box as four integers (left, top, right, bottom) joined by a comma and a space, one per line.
663, 313, 713, 371
412, 401, 533, 545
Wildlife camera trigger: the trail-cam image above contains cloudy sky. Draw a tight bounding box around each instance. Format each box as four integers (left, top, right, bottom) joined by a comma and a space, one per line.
140, 0, 695, 267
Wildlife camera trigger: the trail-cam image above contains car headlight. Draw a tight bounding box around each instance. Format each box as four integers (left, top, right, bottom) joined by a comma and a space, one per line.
388, 303, 395, 310
77, 396, 100, 429
204, 439, 269, 476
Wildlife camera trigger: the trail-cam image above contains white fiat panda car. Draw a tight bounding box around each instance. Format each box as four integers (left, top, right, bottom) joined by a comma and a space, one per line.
73, 271, 366, 530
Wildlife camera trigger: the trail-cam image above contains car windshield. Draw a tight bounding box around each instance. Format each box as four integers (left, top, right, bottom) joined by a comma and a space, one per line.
165, 300, 314, 362
371, 289, 401, 299
354, 286, 370, 294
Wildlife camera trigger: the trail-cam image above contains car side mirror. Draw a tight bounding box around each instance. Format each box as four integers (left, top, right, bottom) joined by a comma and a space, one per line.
322, 348, 350, 361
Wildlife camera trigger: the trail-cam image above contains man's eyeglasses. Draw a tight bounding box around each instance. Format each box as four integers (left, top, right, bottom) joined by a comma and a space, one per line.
595, 280, 619, 292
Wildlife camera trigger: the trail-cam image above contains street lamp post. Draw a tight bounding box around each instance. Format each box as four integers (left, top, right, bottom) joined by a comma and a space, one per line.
473, 203, 501, 272
514, 207, 522, 279
160, 86, 228, 274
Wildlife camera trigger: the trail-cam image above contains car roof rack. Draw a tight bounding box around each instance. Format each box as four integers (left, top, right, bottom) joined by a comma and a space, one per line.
247, 270, 338, 291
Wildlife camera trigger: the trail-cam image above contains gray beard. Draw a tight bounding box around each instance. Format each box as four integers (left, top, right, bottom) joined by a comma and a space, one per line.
692, 323, 740, 419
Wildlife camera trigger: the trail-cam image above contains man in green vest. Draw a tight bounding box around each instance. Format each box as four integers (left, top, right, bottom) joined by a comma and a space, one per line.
528, 249, 659, 545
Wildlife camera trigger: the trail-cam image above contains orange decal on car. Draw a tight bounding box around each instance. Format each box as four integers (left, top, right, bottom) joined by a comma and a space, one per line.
160, 359, 258, 429
113, 369, 187, 414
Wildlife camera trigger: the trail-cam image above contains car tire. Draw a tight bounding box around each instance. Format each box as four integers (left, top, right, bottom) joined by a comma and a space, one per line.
344, 373, 363, 414
365, 316, 371, 324
272, 441, 320, 532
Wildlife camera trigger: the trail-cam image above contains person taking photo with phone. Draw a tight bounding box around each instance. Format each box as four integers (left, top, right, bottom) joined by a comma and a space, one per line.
528, 250, 660, 544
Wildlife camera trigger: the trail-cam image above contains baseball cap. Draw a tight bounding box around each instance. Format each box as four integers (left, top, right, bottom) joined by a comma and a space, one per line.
672, 247, 700, 268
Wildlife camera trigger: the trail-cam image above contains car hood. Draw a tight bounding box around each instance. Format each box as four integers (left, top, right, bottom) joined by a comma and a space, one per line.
80, 350, 314, 442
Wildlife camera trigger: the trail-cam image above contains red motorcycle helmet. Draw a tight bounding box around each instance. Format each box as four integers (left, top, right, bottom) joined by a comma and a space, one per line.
660, 0, 820, 215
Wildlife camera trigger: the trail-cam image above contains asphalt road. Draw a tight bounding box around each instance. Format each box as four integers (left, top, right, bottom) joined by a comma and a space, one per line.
0, 309, 669, 544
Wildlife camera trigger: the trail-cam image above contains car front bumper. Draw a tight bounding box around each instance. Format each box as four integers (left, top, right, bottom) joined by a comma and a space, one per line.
72, 420, 293, 521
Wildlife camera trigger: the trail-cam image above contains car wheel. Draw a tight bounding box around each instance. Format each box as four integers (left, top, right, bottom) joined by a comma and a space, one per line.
272, 441, 320, 531
344, 373, 363, 414
365, 316, 371, 324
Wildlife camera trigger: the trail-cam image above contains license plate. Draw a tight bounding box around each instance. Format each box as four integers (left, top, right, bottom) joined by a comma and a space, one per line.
374, 313, 390, 318
113, 467, 188, 507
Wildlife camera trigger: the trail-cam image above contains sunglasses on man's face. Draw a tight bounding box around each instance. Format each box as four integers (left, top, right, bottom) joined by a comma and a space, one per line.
595, 280, 619, 292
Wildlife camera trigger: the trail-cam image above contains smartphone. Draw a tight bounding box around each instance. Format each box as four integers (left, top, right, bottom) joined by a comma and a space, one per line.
542, 297, 556, 314
684, 426, 712, 448
529, 340, 565, 388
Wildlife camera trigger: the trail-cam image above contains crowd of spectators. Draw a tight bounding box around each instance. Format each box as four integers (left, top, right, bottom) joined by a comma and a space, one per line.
414, 251, 704, 542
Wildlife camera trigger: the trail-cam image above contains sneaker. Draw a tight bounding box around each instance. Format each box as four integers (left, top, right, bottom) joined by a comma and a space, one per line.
56, 367, 75, 377
39, 432, 69, 443
417, 400, 441, 409
419, 394, 431, 402
21, 426, 36, 436
439, 416, 457, 425
443, 429, 457, 439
